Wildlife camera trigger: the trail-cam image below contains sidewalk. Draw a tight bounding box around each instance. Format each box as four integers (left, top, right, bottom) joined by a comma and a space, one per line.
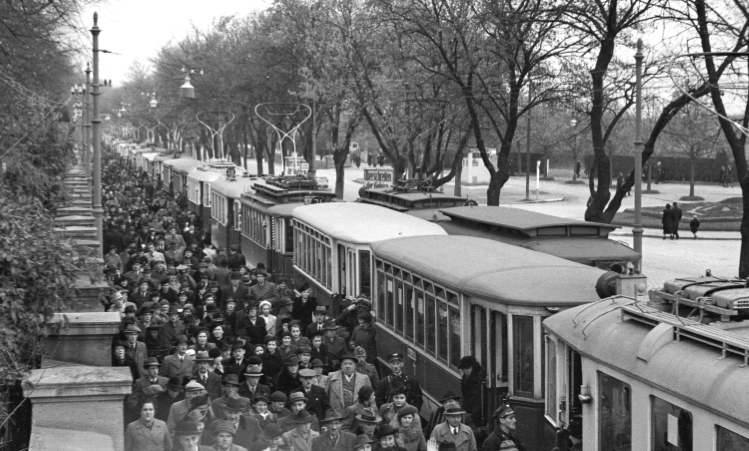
609, 228, 740, 241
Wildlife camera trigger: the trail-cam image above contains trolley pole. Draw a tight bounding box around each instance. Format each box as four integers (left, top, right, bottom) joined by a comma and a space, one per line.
525, 78, 532, 201
91, 13, 104, 255
633, 39, 644, 272
85, 62, 92, 177
309, 100, 316, 178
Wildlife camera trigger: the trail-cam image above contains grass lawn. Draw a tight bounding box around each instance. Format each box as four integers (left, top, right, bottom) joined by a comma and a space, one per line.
612, 197, 742, 231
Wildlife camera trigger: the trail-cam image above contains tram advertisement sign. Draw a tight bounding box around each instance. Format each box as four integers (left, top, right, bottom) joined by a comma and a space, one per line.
284, 156, 308, 176
363, 168, 394, 187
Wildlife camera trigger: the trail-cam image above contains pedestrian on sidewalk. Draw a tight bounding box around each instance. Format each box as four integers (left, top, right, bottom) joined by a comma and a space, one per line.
690, 215, 701, 239
672, 202, 683, 240
662, 204, 674, 240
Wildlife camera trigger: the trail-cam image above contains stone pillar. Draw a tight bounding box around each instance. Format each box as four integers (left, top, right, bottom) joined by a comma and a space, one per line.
23, 364, 132, 451
42, 312, 121, 367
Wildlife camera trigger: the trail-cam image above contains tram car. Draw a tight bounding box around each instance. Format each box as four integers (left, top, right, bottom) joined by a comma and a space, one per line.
162, 155, 201, 195
357, 181, 639, 269
371, 234, 609, 451
544, 272, 749, 450
154, 152, 174, 189
239, 175, 337, 282
290, 202, 446, 311
357, 179, 468, 219
209, 169, 256, 252
437, 206, 640, 269
186, 159, 246, 228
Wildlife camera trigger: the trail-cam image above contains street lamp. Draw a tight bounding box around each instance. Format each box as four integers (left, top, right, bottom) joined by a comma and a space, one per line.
180, 67, 203, 99
570, 118, 578, 181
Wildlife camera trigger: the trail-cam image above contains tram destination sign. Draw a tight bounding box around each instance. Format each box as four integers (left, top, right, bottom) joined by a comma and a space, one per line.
363, 168, 394, 188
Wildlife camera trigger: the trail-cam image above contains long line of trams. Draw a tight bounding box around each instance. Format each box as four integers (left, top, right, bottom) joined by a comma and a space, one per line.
115, 142, 749, 451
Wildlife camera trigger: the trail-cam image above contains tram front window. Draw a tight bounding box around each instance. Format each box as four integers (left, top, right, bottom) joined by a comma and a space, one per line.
359, 250, 371, 297
652, 397, 692, 451
717, 426, 749, 450
599, 372, 631, 451
513, 315, 534, 398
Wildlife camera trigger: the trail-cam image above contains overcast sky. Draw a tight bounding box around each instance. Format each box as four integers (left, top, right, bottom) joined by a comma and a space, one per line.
79, 0, 270, 83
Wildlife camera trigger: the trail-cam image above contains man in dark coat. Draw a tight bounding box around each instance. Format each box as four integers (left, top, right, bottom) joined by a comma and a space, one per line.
458, 356, 484, 427
193, 351, 222, 400
227, 245, 247, 271
662, 204, 674, 240
297, 369, 330, 423
311, 410, 356, 451
482, 404, 525, 451
672, 202, 683, 240
376, 353, 423, 411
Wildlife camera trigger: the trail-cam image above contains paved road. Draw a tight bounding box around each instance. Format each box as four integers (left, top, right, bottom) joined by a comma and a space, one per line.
287, 162, 744, 289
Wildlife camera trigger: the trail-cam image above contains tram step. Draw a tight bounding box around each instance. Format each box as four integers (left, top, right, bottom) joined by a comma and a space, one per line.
54, 226, 97, 240
55, 215, 95, 227
57, 206, 93, 217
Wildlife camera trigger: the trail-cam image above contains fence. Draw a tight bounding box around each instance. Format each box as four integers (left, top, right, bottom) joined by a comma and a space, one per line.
583, 153, 736, 183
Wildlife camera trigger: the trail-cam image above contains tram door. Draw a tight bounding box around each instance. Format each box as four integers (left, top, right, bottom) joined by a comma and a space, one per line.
471, 305, 508, 428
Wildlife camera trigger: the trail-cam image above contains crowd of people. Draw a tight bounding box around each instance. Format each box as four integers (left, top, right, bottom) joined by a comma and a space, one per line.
100, 149, 525, 451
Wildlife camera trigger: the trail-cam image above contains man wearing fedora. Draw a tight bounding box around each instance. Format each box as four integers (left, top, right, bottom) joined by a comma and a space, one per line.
375, 424, 407, 451
376, 353, 423, 411
353, 407, 381, 441
326, 352, 371, 416
159, 305, 186, 350
249, 269, 276, 303
124, 323, 148, 379
427, 391, 477, 439
321, 320, 347, 370
429, 401, 477, 451
221, 272, 250, 310
194, 351, 222, 400
282, 409, 319, 451
223, 343, 249, 379
481, 405, 524, 451
306, 306, 328, 338
167, 380, 207, 440
278, 391, 321, 433
238, 364, 272, 399
155, 377, 185, 422
297, 368, 330, 423
311, 410, 356, 451
206, 419, 248, 451
161, 335, 196, 380
173, 420, 212, 451
212, 374, 248, 421
206, 399, 259, 450
133, 357, 169, 398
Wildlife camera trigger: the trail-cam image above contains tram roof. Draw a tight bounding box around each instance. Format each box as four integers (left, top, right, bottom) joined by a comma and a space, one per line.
370, 235, 604, 307
440, 206, 618, 237
211, 177, 256, 199
142, 152, 160, 161
544, 298, 749, 426
292, 203, 446, 244
164, 157, 202, 174
242, 199, 303, 218
187, 168, 224, 183
438, 221, 640, 264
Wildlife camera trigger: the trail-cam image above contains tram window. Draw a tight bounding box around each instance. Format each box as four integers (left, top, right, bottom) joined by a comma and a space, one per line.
377, 271, 386, 322
449, 306, 461, 369
598, 372, 631, 451
435, 286, 445, 298
426, 295, 436, 354
405, 286, 415, 340
651, 397, 692, 451
537, 226, 566, 236
717, 426, 749, 450
424, 281, 434, 294
413, 276, 422, 288
386, 278, 394, 328
416, 291, 425, 347
546, 338, 557, 422
395, 281, 404, 334
285, 221, 293, 253
447, 291, 458, 306
513, 315, 535, 398
437, 302, 448, 361
326, 249, 332, 288
357, 251, 370, 297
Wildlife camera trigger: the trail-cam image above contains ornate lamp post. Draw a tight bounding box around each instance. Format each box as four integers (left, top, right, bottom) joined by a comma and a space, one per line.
91, 13, 104, 255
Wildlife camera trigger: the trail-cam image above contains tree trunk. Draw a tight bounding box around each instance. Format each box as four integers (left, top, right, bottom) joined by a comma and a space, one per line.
334, 163, 345, 199
690, 155, 695, 197
454, 162, 462, 197
487, 172, 501, 206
